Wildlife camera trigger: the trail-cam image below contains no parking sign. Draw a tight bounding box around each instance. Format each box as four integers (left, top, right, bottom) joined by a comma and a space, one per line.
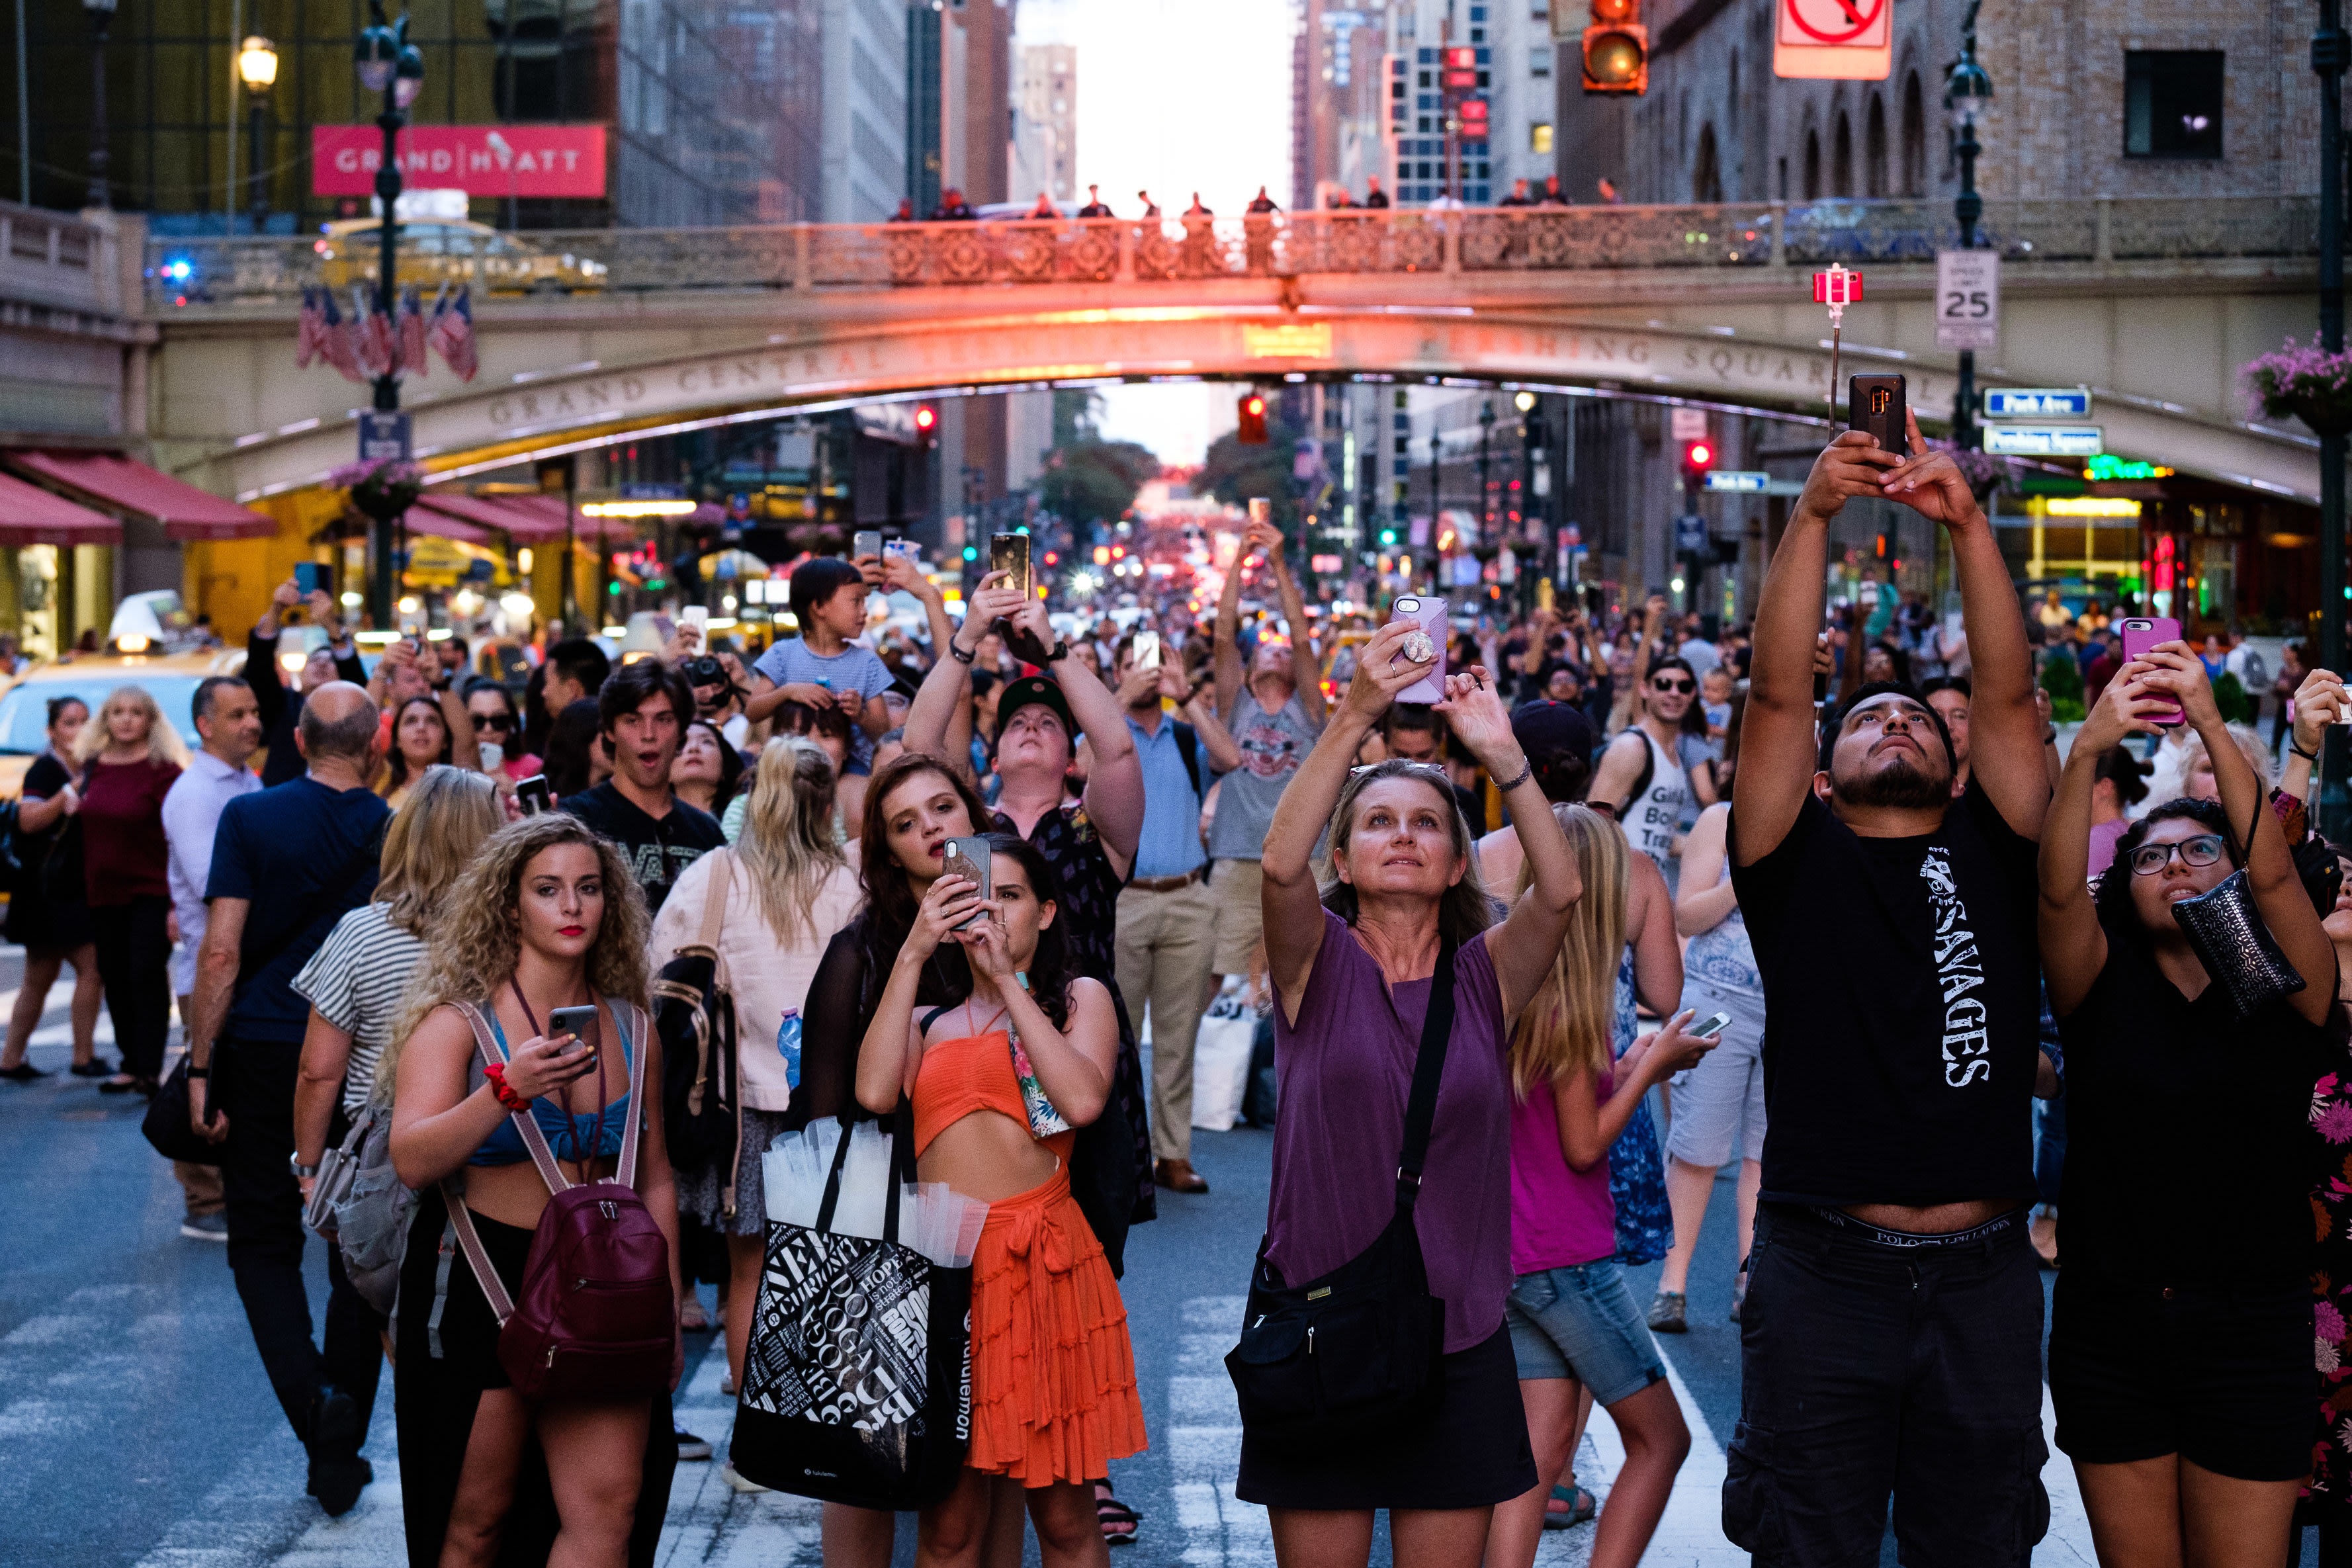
1774, 0, 1891, 80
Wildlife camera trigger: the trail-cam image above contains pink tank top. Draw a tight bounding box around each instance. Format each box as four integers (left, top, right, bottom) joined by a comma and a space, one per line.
1508, 1070, 1620, 1275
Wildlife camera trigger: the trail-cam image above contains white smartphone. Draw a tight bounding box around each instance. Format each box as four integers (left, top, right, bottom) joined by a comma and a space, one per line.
1390, 595, 1448, 704
680, 605, 709, 636
1133, 629, 1162, 670
1690, 1011, 1733, 1040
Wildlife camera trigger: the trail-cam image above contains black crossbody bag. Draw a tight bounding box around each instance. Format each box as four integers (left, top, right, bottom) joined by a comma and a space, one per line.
1225, 937, 1456, 1443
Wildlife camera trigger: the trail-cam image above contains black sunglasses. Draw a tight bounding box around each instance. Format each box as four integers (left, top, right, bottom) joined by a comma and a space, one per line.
1652, 677, 1696, 695
468, 709, 516, 733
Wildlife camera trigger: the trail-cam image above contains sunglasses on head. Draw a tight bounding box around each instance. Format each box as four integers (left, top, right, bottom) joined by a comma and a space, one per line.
1653, 676, 1696, 695
2127, 834, 2228, 877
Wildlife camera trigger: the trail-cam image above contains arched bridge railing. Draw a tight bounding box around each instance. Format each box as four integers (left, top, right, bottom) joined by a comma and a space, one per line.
144, 196, 2326, 310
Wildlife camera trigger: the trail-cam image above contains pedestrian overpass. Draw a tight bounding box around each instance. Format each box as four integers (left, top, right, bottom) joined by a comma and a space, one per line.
144, 196, 2331, 504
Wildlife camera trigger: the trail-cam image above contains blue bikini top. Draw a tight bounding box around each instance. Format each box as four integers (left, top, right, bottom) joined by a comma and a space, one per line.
468, 1004, 636, 1168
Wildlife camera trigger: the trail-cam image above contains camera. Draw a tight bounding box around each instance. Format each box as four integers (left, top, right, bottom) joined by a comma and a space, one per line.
682, 655, 728, 689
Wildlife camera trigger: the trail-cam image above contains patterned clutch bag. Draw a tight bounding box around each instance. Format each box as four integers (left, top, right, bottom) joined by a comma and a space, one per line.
2171, 867, 2306, 1022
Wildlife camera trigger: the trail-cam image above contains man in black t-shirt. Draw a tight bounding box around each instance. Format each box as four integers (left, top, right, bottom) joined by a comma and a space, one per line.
561, 658, 724, 918
1723, 420, 2055, 1567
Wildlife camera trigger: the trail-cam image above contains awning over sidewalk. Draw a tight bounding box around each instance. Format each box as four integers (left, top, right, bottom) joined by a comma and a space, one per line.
0, 471, 123, 547
418, 490, 637, 544
405, 496, 497, 544
7, 451, 275, 541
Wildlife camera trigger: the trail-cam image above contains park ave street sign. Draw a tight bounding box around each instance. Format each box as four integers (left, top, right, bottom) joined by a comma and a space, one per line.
1983, 387, 2093, 419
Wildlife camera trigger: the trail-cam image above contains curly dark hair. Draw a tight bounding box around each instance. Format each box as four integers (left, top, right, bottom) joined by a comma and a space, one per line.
2091, 796, 2238, 932
980, 832, 1074, 1031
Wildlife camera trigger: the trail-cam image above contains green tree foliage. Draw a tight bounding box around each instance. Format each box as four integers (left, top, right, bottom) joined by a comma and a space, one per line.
1197, 401, 1307, 533
2038, 646, 2086, 723
1039, 439, 1160, 527
2212, 671, 2255, 725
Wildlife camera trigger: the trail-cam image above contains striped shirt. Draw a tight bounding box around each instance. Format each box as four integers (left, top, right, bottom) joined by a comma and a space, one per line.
290, 901, 427, 1115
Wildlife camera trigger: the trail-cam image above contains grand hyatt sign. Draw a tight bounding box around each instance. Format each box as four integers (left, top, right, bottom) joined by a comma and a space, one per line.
312, 126, 607, 198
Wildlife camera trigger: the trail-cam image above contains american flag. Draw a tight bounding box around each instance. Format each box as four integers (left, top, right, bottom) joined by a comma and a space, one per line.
294, 286, 324, 369
398, 286, 430, 375
355, 288, 396, 378
315, 288, 365, 383
428, 284, 478, 381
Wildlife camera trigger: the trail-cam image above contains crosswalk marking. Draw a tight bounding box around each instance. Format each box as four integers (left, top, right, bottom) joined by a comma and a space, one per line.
1168, 1295, 1276, 1567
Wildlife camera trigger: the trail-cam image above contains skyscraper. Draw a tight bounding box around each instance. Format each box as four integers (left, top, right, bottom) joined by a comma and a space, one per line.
1013, 44, 1077, 204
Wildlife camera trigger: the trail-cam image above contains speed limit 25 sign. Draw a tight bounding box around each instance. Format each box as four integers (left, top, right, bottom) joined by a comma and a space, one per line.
1935, 250, 2001, 351
1773, 0, 1891, 79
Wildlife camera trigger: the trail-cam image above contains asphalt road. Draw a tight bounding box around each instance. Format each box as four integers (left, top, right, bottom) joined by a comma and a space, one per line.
0, 949, 2322, 1566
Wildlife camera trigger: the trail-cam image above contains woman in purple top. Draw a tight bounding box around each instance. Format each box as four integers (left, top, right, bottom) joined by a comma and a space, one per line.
1489, 804, 1715, 1568
1243, 617, 1581, 1566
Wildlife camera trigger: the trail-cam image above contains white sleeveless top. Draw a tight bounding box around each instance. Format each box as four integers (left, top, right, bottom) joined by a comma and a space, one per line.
1626, 727, 1689, 870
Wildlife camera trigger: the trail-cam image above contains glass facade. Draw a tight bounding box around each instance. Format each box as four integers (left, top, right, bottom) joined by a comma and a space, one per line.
1385, 50, 1491, 205
2, 0, 821, 231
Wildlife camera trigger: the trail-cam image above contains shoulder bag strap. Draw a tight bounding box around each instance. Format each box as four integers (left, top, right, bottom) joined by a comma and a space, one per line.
452, 1000, 569, 1194
1393, 937, 1459, 1215
439, 1178, 515, 1327
615, 1000, 650, 1190
695, 852, 733, 986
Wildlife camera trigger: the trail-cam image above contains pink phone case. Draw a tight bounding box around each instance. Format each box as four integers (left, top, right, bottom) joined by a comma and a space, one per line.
1391, 597, 1448, 703
2118, 617, 2183, 726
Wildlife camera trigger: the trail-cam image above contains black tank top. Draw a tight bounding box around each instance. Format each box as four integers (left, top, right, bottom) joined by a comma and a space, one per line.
1729, 779, 2042, 1207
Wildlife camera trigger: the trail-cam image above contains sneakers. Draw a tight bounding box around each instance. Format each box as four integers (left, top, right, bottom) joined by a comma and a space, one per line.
179, 1212, 230, 1242
1647, 1289, 1688, 1333
306, 1384, 369, 1517
675, 1424, 713, 1461
719, 1461, 770, 1494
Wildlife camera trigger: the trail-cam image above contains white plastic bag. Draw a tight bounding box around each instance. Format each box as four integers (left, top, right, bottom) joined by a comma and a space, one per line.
1191, 979, 1256, 1133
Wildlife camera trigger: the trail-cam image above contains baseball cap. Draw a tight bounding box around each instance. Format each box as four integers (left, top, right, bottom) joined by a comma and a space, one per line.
1510, 699, 1600, 803
996, 674, 1074, 738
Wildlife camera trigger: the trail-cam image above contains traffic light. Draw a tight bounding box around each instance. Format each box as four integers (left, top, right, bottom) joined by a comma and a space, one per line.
1237, 393, 1268, 445
1582, 0, 1647, 93
914, 403, 938, 447
1679, 438, 1715, 480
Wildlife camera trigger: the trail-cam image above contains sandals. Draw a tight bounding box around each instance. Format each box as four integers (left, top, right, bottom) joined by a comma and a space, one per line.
69, 1060, 113, 1078
1544, 1483, 1598, 1528
0, 1061, 46, 1081
1094, 1483, 1141, 1547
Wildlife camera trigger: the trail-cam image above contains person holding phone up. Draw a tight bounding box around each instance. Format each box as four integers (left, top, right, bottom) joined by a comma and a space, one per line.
2036, 645, 2343, 1566
1723, 415, 2054, 1566
1241, 622, 1579, 1566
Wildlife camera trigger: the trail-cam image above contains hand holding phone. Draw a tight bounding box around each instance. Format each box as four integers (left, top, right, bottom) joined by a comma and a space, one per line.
1390, 595, 1449, 704
990, 534, 1033, 601
547, 1005, 602, 1069
1848, 374, 1909, 455
2117, 617, 2185, 726
853, 530, 885, 563
515, 774, 553, 815
941, 837, 992, 932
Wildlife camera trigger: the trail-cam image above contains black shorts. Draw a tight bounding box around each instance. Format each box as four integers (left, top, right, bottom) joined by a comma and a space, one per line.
1236, 1325, 1536, 1510
394, 1186, 532, 1391
2049, 1274, 2314, 1482
1725, 1204, 2050, 1568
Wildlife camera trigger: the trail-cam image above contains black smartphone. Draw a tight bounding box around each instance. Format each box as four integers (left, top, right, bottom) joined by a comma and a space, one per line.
1848, 373, 1908, 455
515, 774, 552, 816
990, 533, 1032, 600
941, 836, 992, 930
547, 1004, 601, 1065
294, 562, 322, 595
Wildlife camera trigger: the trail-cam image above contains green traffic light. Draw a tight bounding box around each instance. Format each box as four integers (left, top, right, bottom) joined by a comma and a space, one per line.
963, 546, 979, 561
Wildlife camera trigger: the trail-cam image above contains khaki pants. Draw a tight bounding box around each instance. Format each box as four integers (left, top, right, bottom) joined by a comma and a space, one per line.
1115, 876, 1219, 1164
1207, 857, 1268, 978
175, 1160, 225, 1218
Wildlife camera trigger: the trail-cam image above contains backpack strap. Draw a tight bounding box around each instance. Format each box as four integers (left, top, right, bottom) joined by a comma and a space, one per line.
611, 998, 650, 1191
1172, 720, 1203, 801
451, 1001, 569, 1194
1611, 730, 1655, 820
694, 852, 732, 986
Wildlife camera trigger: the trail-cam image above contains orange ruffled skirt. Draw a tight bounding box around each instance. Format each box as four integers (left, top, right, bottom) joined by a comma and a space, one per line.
967, 1164, 1149, 1486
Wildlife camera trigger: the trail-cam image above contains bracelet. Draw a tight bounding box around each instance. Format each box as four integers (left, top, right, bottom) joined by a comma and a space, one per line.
184, 1064, 208, 1080
484, 1061, 530, 1112
1495, 758, 1535, 793
947, 640, 977, 665
2294, 740, 2321, 762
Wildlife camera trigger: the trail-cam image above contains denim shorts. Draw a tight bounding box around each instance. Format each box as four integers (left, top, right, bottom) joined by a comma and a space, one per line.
1503, 1258, 1667, 1405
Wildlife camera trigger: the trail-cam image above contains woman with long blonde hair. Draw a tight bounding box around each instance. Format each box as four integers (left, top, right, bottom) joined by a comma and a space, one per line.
75, 683, 189, 1094
1486, 805, 1712, 1568
386, 812, 679, 1568
649, 737, 861, 1427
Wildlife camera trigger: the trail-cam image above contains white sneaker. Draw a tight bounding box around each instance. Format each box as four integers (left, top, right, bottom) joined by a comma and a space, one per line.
180, 1213, 230, 1242
720, 1368, 736, 1397
720, 1461, 770, 1495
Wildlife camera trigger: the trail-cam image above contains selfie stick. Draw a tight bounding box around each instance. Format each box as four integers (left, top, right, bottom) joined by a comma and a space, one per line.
1811, 263, 1864, 417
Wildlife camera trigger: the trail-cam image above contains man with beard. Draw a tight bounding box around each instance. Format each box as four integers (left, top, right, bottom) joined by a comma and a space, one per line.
1723, 419, 2052, 1567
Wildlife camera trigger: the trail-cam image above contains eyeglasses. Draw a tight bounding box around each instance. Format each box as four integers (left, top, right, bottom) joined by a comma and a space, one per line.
468, 711, 515, 733
2127, 834, 2228, 877
1652, 677, 1696, 695
1350, 761, 1450, 777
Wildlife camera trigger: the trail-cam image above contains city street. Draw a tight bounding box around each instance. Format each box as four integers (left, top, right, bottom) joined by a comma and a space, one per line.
2, 945, 2119, 1568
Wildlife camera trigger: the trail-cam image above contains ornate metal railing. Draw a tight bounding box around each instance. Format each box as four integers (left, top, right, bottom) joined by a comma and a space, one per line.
143, 196, 2329, 310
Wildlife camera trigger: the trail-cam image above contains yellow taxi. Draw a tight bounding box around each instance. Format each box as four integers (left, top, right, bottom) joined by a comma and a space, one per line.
0, 648, 249, 801
313, 219, 608, 294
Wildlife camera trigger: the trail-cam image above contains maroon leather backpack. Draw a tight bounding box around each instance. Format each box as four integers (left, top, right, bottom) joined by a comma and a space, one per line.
445, 999, 675, 1402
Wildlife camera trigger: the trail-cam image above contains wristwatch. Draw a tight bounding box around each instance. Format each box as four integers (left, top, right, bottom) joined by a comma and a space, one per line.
947, 640, 977, 665
1044, 638, 1071, 663
288, 1155, 320, 1180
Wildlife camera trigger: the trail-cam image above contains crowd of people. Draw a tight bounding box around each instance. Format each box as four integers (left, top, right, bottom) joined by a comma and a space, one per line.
15, 414, 2352, 1568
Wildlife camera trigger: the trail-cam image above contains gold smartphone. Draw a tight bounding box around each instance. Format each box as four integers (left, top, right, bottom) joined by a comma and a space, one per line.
990, 533, 1031, 599
941, 836, 992, 930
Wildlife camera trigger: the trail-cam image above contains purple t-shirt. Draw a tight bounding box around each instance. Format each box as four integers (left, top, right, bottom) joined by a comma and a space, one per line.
1265, 909, 1513, 1353
1509, 1070, 1620, 1276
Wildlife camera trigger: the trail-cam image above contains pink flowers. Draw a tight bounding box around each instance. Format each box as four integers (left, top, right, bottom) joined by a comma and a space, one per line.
2320, 1301, 2345, 1344
2244, 335, 2352, 435
2316, 1098, 2352, 1147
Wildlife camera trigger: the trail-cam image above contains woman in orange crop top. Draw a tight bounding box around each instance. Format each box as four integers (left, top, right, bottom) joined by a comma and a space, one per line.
857, 832, 1146, 1567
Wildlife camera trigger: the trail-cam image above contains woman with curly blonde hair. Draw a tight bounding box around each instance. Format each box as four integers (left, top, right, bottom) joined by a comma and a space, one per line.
386, 812, 680, 1568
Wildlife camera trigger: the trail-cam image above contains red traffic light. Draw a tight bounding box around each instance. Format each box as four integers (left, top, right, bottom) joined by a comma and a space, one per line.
1238, 392, 1269, 445
1459, 98, 1490, 127
1680, 439, 1716, 474
914, 403, 939, 441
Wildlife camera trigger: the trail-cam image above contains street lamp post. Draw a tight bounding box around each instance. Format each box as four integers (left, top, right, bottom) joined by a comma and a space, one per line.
1945, 3, 1993, 453
2316, 0, 2349, 836
354, 2, 423, 629
1477, 400, 1496, 564
81, 0, 115, 209
237, 36, 277, 233
1516, 389, 1540, 615
1428, 431, 1442, 591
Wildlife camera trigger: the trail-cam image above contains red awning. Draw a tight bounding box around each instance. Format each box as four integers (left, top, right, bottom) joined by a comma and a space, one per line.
0, 471, 122, 547
8, 450, 274, 541
418, 490, 636, 543
503, 492, 642, 543
404, 498, 495, 545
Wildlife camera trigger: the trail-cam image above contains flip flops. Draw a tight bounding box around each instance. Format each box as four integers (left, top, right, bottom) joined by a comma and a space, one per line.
1544, 1483, 1598, 1528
